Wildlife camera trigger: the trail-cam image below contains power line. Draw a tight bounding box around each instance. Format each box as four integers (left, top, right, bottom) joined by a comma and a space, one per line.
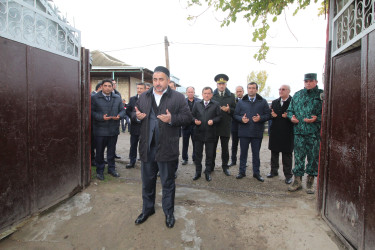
103, 41, 325, 53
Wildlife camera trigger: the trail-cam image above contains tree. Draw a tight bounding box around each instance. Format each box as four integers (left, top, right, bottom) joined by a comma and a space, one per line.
247, 70, 271, 97
186, 0, 322, 61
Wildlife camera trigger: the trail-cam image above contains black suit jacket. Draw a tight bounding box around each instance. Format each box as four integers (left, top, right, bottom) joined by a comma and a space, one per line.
127, 95, 141, 135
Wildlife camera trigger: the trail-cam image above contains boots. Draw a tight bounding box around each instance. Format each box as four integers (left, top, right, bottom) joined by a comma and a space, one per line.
306, 175, 315, 194
288, 176, 302, 192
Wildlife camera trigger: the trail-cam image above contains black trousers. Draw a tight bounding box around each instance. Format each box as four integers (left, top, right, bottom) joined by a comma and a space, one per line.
182, 126, 195, 161
270, 151, 293, 178
194, 140, 215, 174
213, 136, 230, 167
230, 130, 239, 163
95, 135, 117, 174
141, 145, 176, 216
129, 134, 140, 164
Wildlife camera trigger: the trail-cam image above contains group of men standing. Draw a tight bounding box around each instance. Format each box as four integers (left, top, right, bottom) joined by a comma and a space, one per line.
90, 67, 323, 229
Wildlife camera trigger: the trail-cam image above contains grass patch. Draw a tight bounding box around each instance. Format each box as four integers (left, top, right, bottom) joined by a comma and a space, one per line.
91, 166, 115, 182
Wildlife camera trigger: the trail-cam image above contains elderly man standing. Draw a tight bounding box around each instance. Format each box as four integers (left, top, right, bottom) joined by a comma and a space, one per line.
91, 79, 125, 180
212, 74, 236, 176
234, 82, 271, 182
267, 85, 294, 184
229, 85, 245, 167
287, 73, 323, 194
133, 66, 192, 228
182, 86, 200, 165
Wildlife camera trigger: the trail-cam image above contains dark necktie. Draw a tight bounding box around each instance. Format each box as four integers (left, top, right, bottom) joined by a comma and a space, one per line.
250, 98, 254, 103
221, 92, 223, 97
106, 96, 110, 102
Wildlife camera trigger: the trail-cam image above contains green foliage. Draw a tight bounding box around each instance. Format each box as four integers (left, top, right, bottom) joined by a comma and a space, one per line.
247, 70, 271, 97
187, 0, 321, 61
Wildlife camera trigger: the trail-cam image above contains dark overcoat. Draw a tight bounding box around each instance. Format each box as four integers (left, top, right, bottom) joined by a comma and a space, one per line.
192, 99, 221, 142
126, 95, 141, 135
233, 93, 271, 138
91, 91, 125, 136
182, 97, 201, 131
133, 87, 192, 162
211, 88, 236, 137
268, 96, 294, 152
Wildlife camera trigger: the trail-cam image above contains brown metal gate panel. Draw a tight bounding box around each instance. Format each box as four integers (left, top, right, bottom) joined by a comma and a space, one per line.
0, 37, 30, 230
0, 37, 90, 234
325, 48, 362, 248
364, 31, 375, 250
27, 47, 81, 210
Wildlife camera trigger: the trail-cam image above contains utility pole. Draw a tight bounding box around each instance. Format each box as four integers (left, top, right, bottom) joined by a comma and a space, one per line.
164, 36, 170, 70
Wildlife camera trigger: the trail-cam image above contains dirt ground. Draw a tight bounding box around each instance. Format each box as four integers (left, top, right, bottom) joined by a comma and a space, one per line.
0, 132, 346, 249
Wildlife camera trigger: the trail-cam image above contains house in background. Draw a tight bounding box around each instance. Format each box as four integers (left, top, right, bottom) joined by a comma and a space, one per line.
90, 50, 154, 102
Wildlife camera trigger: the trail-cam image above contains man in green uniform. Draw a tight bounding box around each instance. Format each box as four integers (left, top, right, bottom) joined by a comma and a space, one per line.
287, 73, 323, 194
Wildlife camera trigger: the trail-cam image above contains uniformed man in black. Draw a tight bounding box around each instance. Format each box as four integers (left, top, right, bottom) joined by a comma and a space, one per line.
212, 74, 236, 176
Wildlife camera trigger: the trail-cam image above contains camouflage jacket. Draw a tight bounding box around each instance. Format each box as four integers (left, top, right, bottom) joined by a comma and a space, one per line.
287, 86, 323, 137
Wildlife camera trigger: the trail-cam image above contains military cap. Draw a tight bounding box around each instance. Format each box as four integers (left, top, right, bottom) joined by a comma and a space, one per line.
214, 74, 229, 84
304, 73, 317, 81
154, 66, 170, 77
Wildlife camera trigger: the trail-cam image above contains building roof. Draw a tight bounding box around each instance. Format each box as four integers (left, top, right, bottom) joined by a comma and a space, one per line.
91, 50, 131, 67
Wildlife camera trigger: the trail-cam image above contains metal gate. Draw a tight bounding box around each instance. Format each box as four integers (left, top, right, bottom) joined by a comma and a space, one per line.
319, 1, 375, 249
0, 0, 90, 237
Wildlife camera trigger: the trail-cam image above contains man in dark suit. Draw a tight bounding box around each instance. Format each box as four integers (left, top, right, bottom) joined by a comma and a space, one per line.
267, 85, 294, 184
133, 66, 192, 228
111, 79, 122, 159
212, 74, 236, 176
181, 86, 200, 165
191, 87, 221, 181
126, 82, 146, 168
91, 79, 125, 180
229, 85, 244, 167
233, 82, 271, 182
91, 82, 103, 166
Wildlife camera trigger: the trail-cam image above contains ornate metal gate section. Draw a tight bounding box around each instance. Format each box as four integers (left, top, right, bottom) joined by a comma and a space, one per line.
0, 0, 81, 60
332, 0, 375, 56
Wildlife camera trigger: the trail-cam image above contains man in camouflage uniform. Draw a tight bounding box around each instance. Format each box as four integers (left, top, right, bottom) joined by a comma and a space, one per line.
287, 73, 323, 194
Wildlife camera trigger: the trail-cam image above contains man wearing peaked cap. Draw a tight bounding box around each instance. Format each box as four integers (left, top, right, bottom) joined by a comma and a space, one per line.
212, 73, 236, 176
287, 73, 323, 194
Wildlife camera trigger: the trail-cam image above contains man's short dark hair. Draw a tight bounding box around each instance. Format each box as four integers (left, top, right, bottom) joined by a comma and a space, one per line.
202, 86, 213, 93
101, 79, 113, 86
95, 83, 102, 91
169, 81, 177, 88
136, 82, 146, 88
145, 83, 151, 88
248, 82, 258, 90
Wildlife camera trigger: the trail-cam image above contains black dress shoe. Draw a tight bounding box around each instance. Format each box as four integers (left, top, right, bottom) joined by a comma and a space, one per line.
181, 160, 188, 165
253, 174, 264, 182
135, 210, 155, 225
104, 160, 108, 164
114, 154, 121, 159
192, 173, 201, 181
165, 214, 175, 228
266, 172, 279, 178
228, 162, 236, 167
236, 173, 246, 179
126, 163, 135, 169
108, 171, 120, 177
285, 177, 292, 184
205, 173, 212, 182
223, 168, 231, 176
96, 173, 104, 180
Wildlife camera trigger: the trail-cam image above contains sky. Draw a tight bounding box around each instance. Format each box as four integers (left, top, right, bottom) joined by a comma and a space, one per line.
53, 0, 328, 98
